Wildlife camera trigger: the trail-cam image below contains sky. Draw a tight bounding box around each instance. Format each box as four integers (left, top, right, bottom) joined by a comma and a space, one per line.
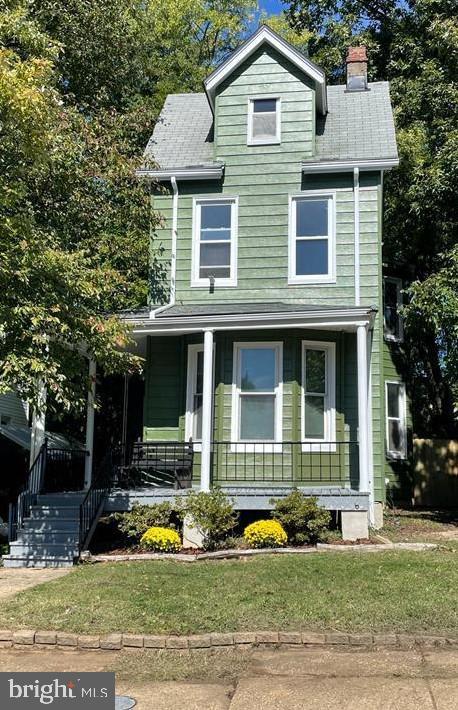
259, 0, 284, 16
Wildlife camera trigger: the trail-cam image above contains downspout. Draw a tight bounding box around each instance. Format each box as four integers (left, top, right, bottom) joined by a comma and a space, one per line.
354, 166, 360, 306
150, 176, 178, 318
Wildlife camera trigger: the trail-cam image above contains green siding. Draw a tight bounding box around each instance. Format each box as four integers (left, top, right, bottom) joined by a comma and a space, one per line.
147, 46, 389, 503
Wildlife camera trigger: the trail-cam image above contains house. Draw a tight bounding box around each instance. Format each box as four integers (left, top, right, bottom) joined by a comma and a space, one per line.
4, 26, 407, 567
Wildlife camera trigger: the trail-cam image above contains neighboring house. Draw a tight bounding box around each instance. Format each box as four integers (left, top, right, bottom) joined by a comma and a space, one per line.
0, 392, 28, 429
4, 26, 407, 567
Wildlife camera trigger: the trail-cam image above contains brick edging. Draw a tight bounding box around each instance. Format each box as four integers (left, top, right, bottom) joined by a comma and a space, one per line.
0, 629, 455, 651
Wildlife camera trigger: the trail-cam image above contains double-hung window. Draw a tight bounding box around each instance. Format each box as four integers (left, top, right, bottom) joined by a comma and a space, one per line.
302, 341, 336, 448
192, 198, 237, 287
384, 277, 404, 341
232, 343, 282, 449
248, 98, 280, 144
385, 382, 407, 459
289, 194, 335, 283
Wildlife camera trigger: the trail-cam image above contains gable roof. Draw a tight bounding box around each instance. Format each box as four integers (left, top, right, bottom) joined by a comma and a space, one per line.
141, 82, 398, 175
204, 25, 327, 115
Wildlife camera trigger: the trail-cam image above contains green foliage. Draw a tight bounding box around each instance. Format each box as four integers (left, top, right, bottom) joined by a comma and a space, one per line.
271, 490, 331, 545
0, 0, 256, 414
285, 0, 458, 435
181, 488, 239, 551
114, 503, 176, 541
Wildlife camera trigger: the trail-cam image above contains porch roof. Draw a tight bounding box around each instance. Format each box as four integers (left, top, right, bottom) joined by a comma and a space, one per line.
122, 302, 376, 337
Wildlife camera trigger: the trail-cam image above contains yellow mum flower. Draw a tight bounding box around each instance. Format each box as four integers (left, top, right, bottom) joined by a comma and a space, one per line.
243, 519, 287, 548
140, 526, 181, 553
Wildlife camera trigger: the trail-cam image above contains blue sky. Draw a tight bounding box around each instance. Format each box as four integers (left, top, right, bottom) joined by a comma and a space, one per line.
259, 0, 284, 16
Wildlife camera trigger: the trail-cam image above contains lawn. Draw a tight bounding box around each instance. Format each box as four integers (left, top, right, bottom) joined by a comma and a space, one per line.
382, 508, 458, 544
0, 550, 457, 636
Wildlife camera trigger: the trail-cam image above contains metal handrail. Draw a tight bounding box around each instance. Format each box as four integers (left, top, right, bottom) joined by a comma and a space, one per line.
79, 453, 112, 552
8, 439, 48, 542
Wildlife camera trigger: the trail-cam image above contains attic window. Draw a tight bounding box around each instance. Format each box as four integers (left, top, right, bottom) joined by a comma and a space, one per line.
248, 98, 280, 145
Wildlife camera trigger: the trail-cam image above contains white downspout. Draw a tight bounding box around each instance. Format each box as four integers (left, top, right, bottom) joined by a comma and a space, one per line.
354, 167, 360, 306
150, 176, 178, 318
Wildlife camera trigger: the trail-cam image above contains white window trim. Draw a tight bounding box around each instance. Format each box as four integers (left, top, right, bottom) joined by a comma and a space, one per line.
384, 277, 404, 342
385, 380, 407, 460
191, 197, 238, 288
247, 96, 281, 146
231, 342, 283, 453
288, 191, 336, 285
301, 341, 336, 452
185, 343, 216, 452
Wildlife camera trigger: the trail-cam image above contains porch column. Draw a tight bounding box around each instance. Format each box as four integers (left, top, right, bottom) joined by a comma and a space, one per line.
84, 358, 97, 489
356, 324, 370, 493
29, 379, 47, 467
200, 329, 214, 492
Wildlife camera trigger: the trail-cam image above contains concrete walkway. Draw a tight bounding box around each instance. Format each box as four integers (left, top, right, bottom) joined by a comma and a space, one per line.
0, 568, 70, 600
0, 645, 457, 709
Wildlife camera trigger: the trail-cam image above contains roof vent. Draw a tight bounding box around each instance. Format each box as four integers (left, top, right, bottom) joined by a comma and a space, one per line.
346, 46, 368, 92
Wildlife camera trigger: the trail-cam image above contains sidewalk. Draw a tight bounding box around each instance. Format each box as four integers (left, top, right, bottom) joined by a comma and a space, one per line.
0, 644, 456, 708
0, 568, 70, 600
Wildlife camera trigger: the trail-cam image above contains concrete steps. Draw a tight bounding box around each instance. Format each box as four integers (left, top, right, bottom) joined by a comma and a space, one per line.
3, 492, 87, 569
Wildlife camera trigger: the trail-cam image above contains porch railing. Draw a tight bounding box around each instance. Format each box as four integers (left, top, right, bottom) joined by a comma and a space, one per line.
111, 441, 194, 489
212, 441, 359, 485
79, 452, 113, 552
8, 440, 47, 542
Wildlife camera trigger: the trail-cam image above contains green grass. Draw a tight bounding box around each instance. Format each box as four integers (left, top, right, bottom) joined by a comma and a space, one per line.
0, 551, 457, 636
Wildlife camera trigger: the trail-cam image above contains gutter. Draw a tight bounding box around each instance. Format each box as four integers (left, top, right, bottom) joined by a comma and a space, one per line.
302, 158, 399, 174
150, 176, 179, 318
136, 166, 224, 182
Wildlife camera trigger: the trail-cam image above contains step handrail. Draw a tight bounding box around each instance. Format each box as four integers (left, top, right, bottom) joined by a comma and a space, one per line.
79, 452, 112, 552
8, 439, 48, 542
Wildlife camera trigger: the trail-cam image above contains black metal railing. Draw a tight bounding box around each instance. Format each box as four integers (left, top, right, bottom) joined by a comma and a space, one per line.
43, 448, 88, 493
79, 453, 113, 552
8, 440, 47, 542
212, 441, 358, 485
111, 441, 194, 490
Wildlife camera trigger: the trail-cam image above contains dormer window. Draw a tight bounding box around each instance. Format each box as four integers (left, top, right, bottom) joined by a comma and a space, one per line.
248, 97, 280, 145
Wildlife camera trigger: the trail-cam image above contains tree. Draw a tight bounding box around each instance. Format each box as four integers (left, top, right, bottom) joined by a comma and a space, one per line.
285, 0, 458, 435
1, 0, 256, 415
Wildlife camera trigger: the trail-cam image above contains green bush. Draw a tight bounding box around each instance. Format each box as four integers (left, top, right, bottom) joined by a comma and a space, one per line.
181, 488, 238, 551
114, 502, 176, 541
271, 490, 331, 545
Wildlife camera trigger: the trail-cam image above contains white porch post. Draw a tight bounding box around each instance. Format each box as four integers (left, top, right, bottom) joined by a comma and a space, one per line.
84, 358, 97, 489
356, 324, 370, 493
29, 379, 47, 467
200, 329, 214, 492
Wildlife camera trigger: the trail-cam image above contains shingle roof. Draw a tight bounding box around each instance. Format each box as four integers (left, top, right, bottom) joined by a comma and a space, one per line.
309, 81, 398, 163
155, 302, 372, 318
144, 93, 216, 171
144, 81, 397, 170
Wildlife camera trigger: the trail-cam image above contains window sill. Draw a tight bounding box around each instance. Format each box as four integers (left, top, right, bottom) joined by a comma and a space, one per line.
247, 139, 281, 146
288, 277, 336, 286
384, 334, 404, 344
386, 451, 407, 462
301, 442, 337, 453
230, 442, 283, 454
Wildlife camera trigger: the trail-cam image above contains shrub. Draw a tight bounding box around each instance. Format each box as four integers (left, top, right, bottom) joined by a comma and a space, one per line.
271, 490, 331, 545
114, 502, 176, 541
140, 526, 181, 553
181, 488, 238, 551
243, 519, 287, 548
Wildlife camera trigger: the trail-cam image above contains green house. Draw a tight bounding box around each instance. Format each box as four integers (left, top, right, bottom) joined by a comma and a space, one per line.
5, 27, 408, 567
117, 26, 405, 540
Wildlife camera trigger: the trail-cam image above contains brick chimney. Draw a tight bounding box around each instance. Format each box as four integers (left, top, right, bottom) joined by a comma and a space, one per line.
346, 46, 368, 91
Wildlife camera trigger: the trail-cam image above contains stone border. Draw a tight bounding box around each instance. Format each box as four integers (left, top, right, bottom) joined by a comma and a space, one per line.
85, 542, 437, 564
0, 629, 455, 651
